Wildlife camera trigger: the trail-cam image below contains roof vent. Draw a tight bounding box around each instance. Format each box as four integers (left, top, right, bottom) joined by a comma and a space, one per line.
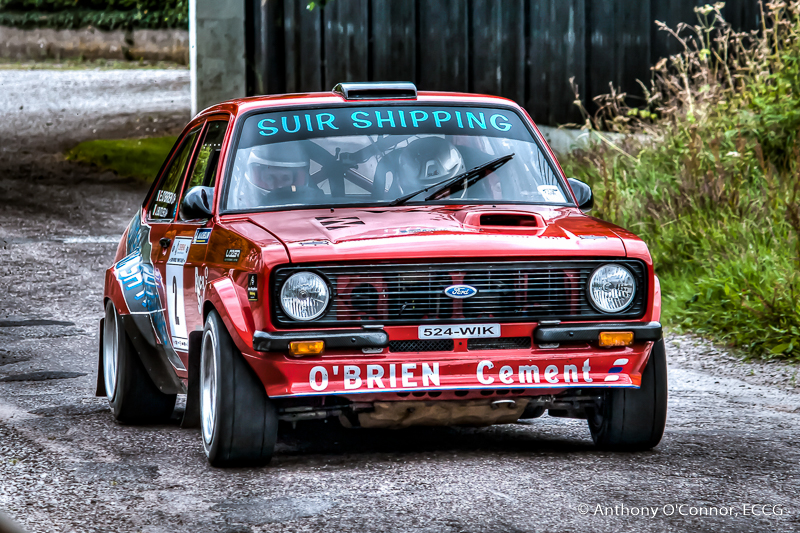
332, 82, 417, 101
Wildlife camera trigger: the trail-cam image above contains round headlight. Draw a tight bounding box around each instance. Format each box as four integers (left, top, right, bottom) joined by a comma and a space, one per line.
280, 272, 330, 321
588, 264, 636, 313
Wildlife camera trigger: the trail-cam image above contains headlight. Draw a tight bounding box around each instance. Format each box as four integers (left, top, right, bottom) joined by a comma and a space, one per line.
588, 264, 636, 313
280, 272, 330, 321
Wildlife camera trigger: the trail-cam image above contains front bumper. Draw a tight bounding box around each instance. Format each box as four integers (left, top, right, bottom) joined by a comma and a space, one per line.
245, 321, 661, 399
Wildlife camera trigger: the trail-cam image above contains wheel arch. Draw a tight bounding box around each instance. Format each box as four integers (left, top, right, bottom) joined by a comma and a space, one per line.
204, 276, 256, 355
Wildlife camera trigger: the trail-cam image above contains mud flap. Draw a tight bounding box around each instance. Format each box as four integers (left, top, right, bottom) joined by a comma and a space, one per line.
95, 318, 107, 397
120, 314, 186, 395
181, 330, 203, 428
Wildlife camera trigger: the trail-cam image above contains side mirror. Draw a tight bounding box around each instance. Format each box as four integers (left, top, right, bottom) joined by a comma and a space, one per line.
180, 186, 214, 220
568, 178, 594, 213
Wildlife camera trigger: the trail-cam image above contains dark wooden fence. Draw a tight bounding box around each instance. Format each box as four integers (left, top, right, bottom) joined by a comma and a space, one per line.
245, 0, 759, 125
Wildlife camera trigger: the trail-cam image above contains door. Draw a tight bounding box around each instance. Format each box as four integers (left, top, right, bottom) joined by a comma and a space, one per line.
148, 125, 202, 372
163, 119, 231, 367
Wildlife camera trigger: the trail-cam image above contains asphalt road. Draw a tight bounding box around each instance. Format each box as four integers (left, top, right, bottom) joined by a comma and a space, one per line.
1, 68, 800, 533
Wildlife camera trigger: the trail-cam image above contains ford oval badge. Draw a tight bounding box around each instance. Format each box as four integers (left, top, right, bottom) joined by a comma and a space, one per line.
444, 285, 478, 299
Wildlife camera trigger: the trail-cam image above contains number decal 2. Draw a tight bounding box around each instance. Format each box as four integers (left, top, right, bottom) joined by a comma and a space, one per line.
165, 237, 192, 351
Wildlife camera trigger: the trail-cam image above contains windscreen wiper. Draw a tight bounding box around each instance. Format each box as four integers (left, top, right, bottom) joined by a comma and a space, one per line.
387, 153, 514, 207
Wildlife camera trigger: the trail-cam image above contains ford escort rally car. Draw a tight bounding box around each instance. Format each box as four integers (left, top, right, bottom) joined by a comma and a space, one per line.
98, 82, 667, 466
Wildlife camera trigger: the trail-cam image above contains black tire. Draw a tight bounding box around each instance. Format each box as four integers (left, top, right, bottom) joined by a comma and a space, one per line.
588, 338, 668, 451
200, 310, 278, 467
103, 300, 177, 424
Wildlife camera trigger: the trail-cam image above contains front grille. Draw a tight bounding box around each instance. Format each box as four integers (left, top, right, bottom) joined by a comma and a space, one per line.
272, 260, 647, 327
389, 339, 454, 352
468, 337, 531, 350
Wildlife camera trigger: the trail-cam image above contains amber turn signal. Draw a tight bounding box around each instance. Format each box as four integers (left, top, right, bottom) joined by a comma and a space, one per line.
289, 340, 325, 356
598, 331, 634, 347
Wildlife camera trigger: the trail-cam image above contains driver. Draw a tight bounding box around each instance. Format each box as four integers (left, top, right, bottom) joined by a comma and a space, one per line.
395, 137, 465, 195
245, 143, 321, 204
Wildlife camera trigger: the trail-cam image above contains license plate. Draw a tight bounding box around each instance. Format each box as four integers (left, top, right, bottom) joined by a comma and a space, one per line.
418, 324, 501, 339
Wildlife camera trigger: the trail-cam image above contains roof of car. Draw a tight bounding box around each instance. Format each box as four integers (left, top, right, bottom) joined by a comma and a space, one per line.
196, 90, 524, 120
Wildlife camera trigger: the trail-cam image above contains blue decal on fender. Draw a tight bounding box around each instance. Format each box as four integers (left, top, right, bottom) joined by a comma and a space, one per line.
193, 228, 212, 244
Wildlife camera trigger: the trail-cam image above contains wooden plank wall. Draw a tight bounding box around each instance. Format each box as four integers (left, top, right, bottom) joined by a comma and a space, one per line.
246, 0, 759, 126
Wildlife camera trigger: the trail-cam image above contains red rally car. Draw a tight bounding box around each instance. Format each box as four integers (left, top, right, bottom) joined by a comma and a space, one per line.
98, 82, 667, 467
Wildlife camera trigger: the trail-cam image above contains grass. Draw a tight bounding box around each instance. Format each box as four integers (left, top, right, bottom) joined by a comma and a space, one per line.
65, 136, 175, 182
0, 58, 187, 70
561, 2, 800, 361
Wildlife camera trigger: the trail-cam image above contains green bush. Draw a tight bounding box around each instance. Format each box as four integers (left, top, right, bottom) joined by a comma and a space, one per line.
0, 0, 187, 29
562, 2, 800, 360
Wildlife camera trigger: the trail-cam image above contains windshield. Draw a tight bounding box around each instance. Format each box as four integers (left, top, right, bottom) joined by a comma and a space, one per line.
223, 105, 571, 211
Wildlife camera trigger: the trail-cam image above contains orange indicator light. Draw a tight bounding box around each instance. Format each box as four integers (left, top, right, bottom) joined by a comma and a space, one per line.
289, 340, 325, 356
598, 331, 634, 347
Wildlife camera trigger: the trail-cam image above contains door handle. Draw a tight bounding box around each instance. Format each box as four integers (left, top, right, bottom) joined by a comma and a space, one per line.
159, 237, 172, 249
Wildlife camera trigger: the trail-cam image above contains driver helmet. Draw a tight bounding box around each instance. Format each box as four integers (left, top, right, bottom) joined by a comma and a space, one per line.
246, 143, 310, 195
396, 137, 465, 193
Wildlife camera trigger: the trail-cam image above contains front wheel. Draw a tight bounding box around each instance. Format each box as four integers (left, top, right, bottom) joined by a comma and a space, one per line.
200, 310, 278, 467
588, 338, 668, 451
103, 300, 176, 424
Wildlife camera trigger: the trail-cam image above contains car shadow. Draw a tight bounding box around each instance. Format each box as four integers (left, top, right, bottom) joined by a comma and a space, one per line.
273, 419, 597, 462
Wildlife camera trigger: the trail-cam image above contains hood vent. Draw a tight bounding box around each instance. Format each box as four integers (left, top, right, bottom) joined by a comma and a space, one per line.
479, 213, 541, 227
316, 216, 366, 231
460, 211, 545, 230
332, 82, 417, 100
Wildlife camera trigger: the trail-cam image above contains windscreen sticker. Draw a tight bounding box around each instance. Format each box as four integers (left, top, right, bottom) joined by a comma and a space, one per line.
239, 106, 532, 149
537, 185, 566, 203
156, 190, 177, 205
193, 228, 212, 244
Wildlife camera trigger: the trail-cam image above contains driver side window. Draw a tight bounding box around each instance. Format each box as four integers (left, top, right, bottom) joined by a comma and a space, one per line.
148, 128, 200, 221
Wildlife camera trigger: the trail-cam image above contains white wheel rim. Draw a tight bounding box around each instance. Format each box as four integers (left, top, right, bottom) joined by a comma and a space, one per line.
103, 305, 118, 401
200, 328, 217, 449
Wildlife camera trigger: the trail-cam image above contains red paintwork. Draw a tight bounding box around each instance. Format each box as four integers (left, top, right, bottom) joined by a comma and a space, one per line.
244, 342, 653, 399
104, 89, 659, 403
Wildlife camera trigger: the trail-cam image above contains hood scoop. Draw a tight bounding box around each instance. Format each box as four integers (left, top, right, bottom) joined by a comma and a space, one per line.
477, 213, 541, 227
315, 216, 366, 231
460, 211, 545, 233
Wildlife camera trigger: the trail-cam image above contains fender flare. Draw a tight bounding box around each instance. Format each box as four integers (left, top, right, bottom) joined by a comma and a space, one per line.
653, 274, 662, 323
205, 276, 256, 355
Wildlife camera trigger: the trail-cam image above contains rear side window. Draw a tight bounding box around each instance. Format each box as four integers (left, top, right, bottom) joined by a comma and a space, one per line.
186, 120, 229, 190
149, 128, 200, 220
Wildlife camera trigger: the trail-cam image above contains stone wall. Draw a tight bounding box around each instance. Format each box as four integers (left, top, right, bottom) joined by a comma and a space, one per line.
0, 26, 189, 63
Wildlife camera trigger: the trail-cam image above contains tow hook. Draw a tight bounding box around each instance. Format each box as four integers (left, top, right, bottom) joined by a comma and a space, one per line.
491, 399, 517, 410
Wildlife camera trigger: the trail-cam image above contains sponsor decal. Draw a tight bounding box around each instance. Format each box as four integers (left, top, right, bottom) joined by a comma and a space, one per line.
224, 249, 241, 263
194, 266, 207, 315
156, 190, 177, 205
166, 237, 191, 266
166, 237, 192, 351
193, 228, 212, 244
444, 285, 478, 299
113, 222, 185, 371
292, 358, 636, 394
604, 358, 629, 382
239, 106, 533, 150
247, 273, 258, 301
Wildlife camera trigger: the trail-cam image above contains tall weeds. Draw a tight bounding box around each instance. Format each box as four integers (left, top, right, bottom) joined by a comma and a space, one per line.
562, 2, 800, 359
